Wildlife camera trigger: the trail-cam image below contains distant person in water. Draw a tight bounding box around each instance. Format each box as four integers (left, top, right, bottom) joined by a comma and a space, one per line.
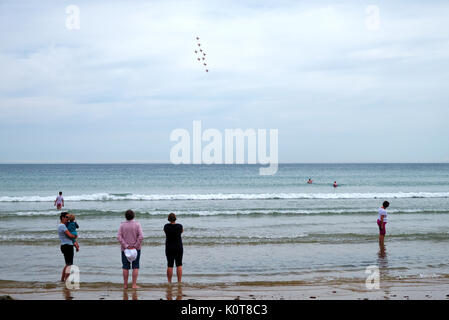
333, 181, 338, 188
377, 201, 390, 249
54, 191, 64, 210
117, 209, 143, 289
66, 214, 80, 252
164, 213, 183, 283
307, 178, 313, 184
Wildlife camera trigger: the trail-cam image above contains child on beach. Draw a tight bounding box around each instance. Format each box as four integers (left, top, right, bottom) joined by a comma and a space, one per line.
66, 214, 80, 252
54, 191, 64, 210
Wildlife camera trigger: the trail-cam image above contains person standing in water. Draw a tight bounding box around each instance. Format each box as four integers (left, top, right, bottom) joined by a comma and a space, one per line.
333, 181, 338, 188
377, 201, 390, 249
58, 212, 77, 282
164, 213, 183, 283
307, 178, 313, 184
54, 191, 64, 210
117, 209, 143, 289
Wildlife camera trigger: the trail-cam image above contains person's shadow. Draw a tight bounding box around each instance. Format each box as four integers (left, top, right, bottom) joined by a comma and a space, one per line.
166, 283, 183, 300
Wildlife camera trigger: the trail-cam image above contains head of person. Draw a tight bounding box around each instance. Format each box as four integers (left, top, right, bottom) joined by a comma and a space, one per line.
59, 191, 62, 196
60, 212, 69, 222
383, 201, 390, 209
67, 214, 76, 222
168, 213, 177, 223
125, 209, 135, 221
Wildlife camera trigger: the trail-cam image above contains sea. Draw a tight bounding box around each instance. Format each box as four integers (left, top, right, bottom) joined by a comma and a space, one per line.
0, 163, 448, 289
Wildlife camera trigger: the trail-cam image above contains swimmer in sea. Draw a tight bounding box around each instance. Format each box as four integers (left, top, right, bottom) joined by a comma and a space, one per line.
54, 191, 64, 210
307, 178, 313, 184
333, 181, 338, 188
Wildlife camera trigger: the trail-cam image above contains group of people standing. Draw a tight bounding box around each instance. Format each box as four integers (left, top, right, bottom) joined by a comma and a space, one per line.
57, 209, 184, 289
117, 210, 184, 289
57, 188, 391, 289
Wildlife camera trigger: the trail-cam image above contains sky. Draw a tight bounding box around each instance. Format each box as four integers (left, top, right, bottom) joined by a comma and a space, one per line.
1, 0, 448, 163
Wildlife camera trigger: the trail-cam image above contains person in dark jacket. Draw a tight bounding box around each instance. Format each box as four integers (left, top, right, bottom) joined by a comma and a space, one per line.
164, 213, 183, 283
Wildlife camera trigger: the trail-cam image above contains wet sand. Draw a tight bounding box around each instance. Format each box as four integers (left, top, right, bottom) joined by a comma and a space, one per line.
1, 278, 449, 300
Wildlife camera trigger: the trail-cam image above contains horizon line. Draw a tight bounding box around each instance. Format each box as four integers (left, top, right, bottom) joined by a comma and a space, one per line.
0, 161, 448, 165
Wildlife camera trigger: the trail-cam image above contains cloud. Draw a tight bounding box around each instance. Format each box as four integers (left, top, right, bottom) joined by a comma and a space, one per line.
1, 0, 448, 162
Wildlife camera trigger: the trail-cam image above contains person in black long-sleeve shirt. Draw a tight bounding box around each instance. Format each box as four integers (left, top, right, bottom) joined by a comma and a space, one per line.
164, 213, 183, 283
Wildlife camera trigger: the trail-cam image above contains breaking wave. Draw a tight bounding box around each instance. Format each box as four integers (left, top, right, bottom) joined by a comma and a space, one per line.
1, 191, 449, 202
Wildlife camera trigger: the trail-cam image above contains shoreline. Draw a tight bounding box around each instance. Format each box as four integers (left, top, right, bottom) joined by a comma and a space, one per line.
1, 278, 449, 300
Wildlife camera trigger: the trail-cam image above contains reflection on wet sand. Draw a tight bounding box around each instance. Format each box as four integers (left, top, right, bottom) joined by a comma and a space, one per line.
63, 287, 73, 300
377, 245, 390, 298
123, 289, 138, 300
166, 284, 183, 300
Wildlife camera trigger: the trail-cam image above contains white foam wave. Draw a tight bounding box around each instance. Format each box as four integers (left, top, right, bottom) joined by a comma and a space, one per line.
1, 191, 449, 202
2, 207, 446, 217
10, 211, 59, 216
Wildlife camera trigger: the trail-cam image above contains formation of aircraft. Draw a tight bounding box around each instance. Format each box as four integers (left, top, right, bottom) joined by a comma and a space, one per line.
194, 37, 209, 73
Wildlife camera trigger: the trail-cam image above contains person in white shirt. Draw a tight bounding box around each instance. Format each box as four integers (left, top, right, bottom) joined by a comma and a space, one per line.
54, 191, 64, 210
377, 201, 390, 249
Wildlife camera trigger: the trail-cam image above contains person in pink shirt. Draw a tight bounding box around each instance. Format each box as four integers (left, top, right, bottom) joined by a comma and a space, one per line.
377, 201, 390, 250
54, 191, 64, 210
117, 209, 143, 289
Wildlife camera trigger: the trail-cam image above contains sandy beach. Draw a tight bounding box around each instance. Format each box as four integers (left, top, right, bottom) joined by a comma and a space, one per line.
1, 278, 449, 300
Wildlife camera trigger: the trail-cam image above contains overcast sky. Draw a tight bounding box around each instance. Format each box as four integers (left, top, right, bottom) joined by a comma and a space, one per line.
1, 0, 448, 163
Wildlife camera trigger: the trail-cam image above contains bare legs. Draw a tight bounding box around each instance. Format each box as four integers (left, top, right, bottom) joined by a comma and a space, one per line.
61, 265, 70, 282
379, 234, 385, 256
176, 266, 182, 283
123, 268, 140, 289
379, 234, 385, 252
132, 269, 139, 288
167, 267, 173, 283
378, 220, 386, 251
167, 266, 182, 283
122, 269, 128, 289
